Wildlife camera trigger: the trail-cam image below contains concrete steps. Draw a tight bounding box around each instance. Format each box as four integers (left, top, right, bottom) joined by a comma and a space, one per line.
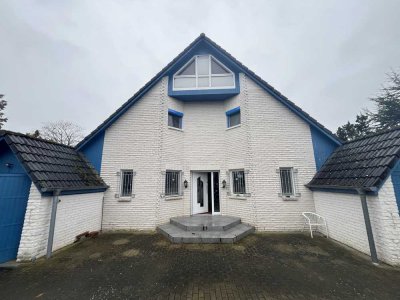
157, 215, 255, 244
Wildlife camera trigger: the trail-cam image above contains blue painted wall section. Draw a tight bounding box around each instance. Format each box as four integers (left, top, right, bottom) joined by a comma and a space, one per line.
310, 125, 339, 170
79, 130, 105, 173
390, 160, 400, 214
0, 141, 26, 174
0, 140, 32, 263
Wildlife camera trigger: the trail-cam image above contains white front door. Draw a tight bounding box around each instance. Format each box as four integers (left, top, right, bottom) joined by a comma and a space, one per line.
192, 172, 209, 214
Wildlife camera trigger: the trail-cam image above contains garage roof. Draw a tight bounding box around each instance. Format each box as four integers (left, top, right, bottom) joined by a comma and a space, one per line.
0, 130, 107, 195
307, 128, 400, 192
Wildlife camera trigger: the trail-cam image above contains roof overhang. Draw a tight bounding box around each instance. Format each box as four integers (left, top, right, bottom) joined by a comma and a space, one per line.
77, 34, 342, 151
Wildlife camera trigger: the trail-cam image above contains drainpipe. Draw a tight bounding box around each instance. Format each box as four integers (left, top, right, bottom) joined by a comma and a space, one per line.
357, 188, 379, 265
46, 189, 61, 258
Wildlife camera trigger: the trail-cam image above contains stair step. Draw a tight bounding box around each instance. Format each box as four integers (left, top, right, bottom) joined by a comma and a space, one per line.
170, 215, 241, 231
157, 223, 255, 244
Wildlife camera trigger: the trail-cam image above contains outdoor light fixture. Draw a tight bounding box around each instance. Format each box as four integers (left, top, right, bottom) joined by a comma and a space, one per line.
5, 163, 13, 168
222, 180, 226, 188
184, 180, 188, 188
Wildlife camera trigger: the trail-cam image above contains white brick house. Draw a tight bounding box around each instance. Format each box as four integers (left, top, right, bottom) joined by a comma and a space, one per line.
77, 34, 339, 233
1, 34, 399, 265
76, 34, 400, 265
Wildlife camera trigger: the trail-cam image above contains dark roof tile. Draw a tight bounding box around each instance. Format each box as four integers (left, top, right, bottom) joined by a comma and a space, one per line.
0, 130, 107, 193
308, 128, 400, 191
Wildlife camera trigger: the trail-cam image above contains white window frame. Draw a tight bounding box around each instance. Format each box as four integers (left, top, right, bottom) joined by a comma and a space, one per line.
278, 167, 300, 199
116, 169, 135, 200
173, 55, 235, 91
165, 170, 182, 197
230, 169, 246, 195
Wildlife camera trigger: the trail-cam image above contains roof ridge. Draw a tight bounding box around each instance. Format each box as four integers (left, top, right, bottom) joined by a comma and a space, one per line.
0, 129, 75, 149
76, 33, 341, 149
343, 126, 400, 144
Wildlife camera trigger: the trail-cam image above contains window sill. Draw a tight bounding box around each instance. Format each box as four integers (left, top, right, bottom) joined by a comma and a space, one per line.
280, 195, 300, 201
168, 126, 184, 132
165, 195, 184, 201
226, 124, 241, 131
117, 195, 135, 202
228, 193, 250, 200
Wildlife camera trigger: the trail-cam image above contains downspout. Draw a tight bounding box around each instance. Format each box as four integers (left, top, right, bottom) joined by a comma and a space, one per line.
356, 188, 379, 265
46, 189, 61, 258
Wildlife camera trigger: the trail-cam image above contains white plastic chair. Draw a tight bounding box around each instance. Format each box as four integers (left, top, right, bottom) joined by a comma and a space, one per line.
302, 212, 329, 238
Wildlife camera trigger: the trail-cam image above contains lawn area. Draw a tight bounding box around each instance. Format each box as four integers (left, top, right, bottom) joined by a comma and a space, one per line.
0, 232, 399, 299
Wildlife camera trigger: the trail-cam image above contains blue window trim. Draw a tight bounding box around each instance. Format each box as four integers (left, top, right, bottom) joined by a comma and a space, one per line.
226, 106, 240, 128
168, 109, 183, 129
168, 109, 184, 118
226, 106, 240, 116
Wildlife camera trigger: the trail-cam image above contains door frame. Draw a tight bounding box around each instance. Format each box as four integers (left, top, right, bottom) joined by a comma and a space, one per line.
190, 170, 221, 215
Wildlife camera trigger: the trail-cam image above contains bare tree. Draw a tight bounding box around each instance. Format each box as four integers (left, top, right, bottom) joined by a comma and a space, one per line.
0, 94, 8, 129
40, 120, 84, 146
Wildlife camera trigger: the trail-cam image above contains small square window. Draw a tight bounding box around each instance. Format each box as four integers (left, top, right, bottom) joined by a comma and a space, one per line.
168, 109, 183, 129
165, 170, 181, 196
231, 170, 246, 194
120, 170, 134, 197
279, 168, 295, 196
226, 107, 241, 128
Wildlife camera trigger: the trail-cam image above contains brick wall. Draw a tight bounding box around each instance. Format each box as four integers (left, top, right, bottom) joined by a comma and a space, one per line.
313, 177, 400, 266
100, 73, 318, 230
17, 184, 103, 261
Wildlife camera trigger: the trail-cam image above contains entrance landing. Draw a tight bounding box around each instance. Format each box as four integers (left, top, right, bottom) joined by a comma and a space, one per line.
157, 215, 254, 243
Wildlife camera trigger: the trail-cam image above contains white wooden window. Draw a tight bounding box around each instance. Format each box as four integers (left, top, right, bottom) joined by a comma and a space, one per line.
165, 170, 181, 196
279, 168, 295, 196
120, 170, 134, 197
173, 55, 235, 90
231, 170, 246, 194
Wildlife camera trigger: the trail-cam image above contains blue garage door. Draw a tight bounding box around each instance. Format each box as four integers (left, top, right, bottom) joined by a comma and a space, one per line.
0, 174, 31, 263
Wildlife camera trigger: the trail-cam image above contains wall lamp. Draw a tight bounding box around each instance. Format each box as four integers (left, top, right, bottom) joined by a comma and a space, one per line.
184, 180, 188, 189
222, 180, 226, 188
5, 163, 13, 168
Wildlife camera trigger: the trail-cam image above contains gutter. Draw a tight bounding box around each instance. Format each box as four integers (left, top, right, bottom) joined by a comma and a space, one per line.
46, 189, 61, 258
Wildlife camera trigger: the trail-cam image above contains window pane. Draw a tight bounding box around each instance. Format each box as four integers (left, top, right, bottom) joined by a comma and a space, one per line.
228, 112, 241, 127
168, 114, 181, 128
121, 170, 133, 197
211, 58, 230, 74
197, 56, 209, 75
280, 169, 294, 195
177, 60, 195, 76
211, 75, 234, 87
198, 77, 209, 87
232, 171, 246, 194
165, 171, 180, 196
174, 77, 196, 89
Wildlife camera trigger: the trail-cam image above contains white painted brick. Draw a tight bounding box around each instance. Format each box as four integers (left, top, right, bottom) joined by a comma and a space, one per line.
17, 184, 103, 261
314, 177, 400, 266
100, 73, 317, 231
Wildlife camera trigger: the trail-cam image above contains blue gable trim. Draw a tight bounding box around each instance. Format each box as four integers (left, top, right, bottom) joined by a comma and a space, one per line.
77, 34, 341, 151
310, 125, 339, 170
168, 109, 184, 117
390, 160, 400, 215
79, 130, 105, 173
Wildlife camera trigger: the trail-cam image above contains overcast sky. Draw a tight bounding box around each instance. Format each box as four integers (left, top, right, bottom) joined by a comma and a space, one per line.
1, 0, 399, 135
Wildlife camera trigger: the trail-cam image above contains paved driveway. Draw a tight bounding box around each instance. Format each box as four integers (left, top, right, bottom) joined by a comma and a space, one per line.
0, 232, 399, 299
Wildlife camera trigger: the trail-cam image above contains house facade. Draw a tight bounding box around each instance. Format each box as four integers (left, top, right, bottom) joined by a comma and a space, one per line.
77, 34, 339, 231
1, 34, 399, 266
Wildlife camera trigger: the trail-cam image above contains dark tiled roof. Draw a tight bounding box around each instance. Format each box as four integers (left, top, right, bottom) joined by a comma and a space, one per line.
307, 128, 400, 191
0, 130, 107, 193
76, 33, 341, 150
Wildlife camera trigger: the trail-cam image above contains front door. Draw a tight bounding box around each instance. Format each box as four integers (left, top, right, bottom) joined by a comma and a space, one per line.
192, 172, 209, 214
